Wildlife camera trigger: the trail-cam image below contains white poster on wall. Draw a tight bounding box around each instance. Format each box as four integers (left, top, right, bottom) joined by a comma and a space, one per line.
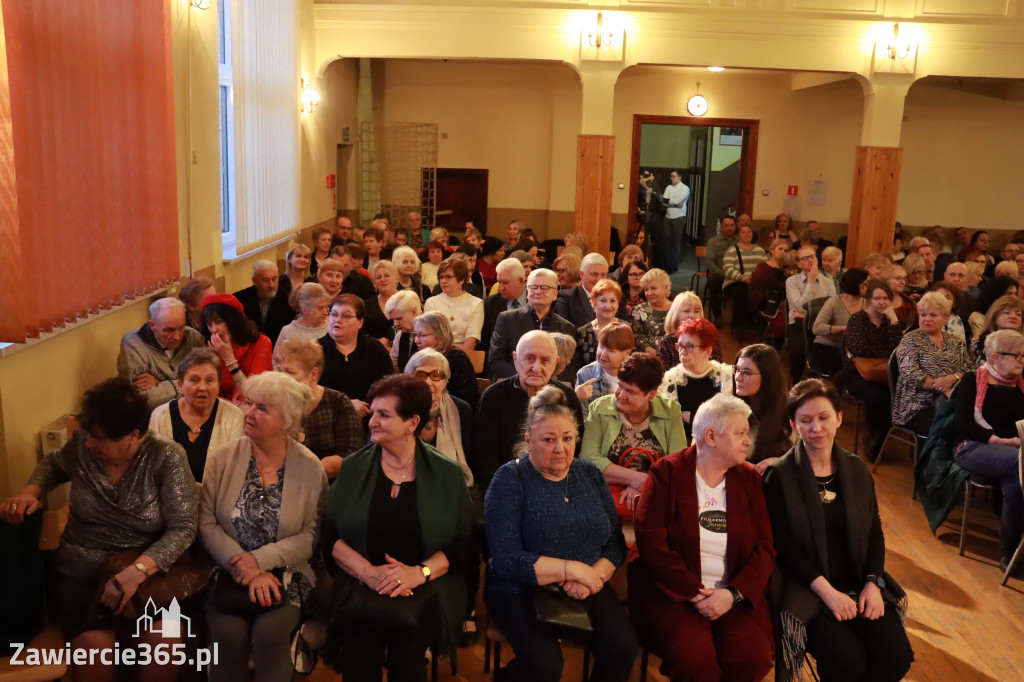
808, 180, 827, 207
783, 195, 801, 221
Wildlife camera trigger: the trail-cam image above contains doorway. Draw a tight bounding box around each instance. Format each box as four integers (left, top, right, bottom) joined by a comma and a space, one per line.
435, 168, 489, 237
628, 115, 758, 249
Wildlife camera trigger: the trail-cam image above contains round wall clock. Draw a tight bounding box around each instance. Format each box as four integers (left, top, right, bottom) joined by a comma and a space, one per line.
687, 94, 709, 116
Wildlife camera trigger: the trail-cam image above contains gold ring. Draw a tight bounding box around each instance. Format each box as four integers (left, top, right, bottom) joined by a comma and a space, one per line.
8, 503, 15, 511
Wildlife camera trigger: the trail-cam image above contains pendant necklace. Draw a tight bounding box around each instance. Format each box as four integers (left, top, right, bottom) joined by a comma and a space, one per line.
818, 473, 837, 504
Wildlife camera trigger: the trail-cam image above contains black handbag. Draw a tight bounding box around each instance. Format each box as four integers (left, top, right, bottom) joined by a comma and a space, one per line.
211, 568, 286, 617
336, 583, 433, 635
533, 584, 594, 636
0, 513, 46, 655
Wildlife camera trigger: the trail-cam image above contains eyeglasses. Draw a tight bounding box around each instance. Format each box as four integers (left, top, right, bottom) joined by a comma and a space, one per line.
527, 284, 557, 292
734, 367, 761, 378
677, 343, 706, 354
438, 274, 456, 281
994, 351, 1024, 363
798, 255, 816, 262
414, 369, 447, 382
889, 276, 907, 282
628, 272, 643, 279
331, 313, 359, 320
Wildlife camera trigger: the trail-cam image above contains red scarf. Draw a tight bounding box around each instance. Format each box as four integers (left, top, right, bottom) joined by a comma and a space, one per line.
975, 364, 1024, 429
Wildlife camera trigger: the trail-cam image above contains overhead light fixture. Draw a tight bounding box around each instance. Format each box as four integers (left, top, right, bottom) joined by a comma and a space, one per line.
301, 78, 320, 113
887, 23, 913, 60
586, 12, 615, 48
707, 66, 725, 73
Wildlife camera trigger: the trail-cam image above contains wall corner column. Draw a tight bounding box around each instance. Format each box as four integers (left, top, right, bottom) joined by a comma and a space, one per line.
574, 62, 622, 251
846, 76, 913, 266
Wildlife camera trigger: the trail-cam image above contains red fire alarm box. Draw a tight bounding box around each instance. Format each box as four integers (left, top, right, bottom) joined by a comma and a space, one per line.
326, 174, 336, 189
787, 185, 798, 196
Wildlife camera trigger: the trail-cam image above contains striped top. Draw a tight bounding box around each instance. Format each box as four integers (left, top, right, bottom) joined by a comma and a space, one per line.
723, 244, 767, 285
892, 329, 973, 426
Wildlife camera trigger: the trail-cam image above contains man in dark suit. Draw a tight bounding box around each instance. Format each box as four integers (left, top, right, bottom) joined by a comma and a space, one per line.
233, 260, 294, 344
480, 258, 528, 367
489, 268, 574, 379
554, 252, 608, 328
330, 215, 357, 249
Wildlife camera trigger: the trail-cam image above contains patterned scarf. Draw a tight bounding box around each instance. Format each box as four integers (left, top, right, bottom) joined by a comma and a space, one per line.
975, 363, 1024, 429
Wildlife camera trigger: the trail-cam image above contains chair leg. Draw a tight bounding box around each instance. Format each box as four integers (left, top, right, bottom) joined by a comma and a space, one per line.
581, 649, 591, 682
911, 439, 920, 500
1002, 536, 1024, 586
640, 648, 649, 682
872, 430, 891, 473
959, 481, 972, 556
450, 648, 458, 676
492, 641, 502, 681
854, 401, 861, 456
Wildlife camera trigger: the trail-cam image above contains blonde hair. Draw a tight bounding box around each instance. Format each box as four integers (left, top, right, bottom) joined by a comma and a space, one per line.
821, 246, 843, 262
995, 260, 1018, 279
640, 267, 671, 290
240, 371, 313, 439
550, 332, 577, 376
285, 243, 312, 281
564, 232, 590, 254
372, 259, 400, 278
917, 291, 952, 317
965, 261, 986, 280
272, 337, 325, 373
385, 289, 422, 317
553, 253, 581, 285
665, 291, 703, 334
289, 282, 329, 312
902, 253, 927, 277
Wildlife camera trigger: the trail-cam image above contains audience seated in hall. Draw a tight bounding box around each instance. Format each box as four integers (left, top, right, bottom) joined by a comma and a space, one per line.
233, 260, 295, 346
117, 297, 205, 410
553, 251, 582, 290
810, 268, 868, 379
488, 268, 575, 380
655, 291, 723, 371
331, 215, 357, 249
273, 337, 363, 480
631, 267, 673, 354
392, 245, 432, 303
476, 236, 506, 291
420, 239, 446, 292
617, 258, 648, 320
968, 275, 1020, 339
331, 244, 376, 300
704, 215, 739, 324
412, 311, 479, 409
484, 385, 637, 682
785, 246, 837, 385
970, 294, 1024, 367
361, 223, 385, 271
893, 291, 973, 437
310, 225, 334, 277
733, 343, 792, 473
180, 275, 216, 331
555, 252, 609, 328
318, 294, 394, 418
423, 257, 485, 354
405, 348, 474, 485
277, 282, 331, 346
148, 347, 245, 482
722, 220, 767, 340
629, 393, 774, 682
573, 277, 622, 369
200, 293, 274, 404
575, 320, 635, 412
386, 289, 422, 372
659, 318, 733, 441
750, 239, 790, 349
316, 257, 345, 300
362, 260, 400, 342
926, 280, 968, 341
480, 257, 528, 367
283, 243, 312, 294
473, 330, 584, 488
550, 331, 579, 384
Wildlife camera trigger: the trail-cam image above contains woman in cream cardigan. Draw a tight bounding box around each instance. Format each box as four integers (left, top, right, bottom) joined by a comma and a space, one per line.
148, 348, 244, 482
199, 371, 328, 682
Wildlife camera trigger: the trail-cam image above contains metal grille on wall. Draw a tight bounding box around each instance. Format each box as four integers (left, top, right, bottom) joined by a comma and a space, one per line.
359, 122, 437, 246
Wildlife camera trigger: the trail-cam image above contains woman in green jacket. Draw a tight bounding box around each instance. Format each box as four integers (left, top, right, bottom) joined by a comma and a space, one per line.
580, 353, 686, 515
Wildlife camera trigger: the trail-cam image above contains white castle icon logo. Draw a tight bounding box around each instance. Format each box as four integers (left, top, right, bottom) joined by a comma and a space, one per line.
133, 597, 195, 639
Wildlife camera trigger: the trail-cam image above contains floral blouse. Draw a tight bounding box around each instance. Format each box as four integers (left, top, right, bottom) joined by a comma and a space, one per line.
631, 302, 669, 352
230, 458, 310, 607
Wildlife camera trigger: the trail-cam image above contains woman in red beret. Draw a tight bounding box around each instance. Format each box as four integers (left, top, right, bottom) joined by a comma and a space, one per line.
200, 293, 273, 403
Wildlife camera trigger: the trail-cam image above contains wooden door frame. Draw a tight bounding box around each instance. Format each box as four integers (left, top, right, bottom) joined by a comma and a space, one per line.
628, 114, 759, 242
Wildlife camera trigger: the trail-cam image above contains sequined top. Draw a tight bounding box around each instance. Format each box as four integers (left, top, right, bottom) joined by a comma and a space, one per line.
27, 431, 199, 578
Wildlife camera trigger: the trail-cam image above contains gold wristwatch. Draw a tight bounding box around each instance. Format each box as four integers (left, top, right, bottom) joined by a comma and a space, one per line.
418, 564, 431, 581
134, 562, 150, 579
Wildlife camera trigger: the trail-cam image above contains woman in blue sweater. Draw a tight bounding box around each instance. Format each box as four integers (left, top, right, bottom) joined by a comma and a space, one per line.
484, 385, 638, 682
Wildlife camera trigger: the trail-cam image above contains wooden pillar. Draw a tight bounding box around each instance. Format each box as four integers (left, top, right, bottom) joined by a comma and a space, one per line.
574, 134, 614, 252
847, 146, 901, 268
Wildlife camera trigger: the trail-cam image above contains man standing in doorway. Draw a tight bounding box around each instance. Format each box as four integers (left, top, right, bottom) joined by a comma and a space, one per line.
660, 170, 690, 274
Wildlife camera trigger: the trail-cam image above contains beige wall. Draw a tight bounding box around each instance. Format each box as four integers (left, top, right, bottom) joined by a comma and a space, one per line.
899, 79, 1024, 233
380, 59, 581, 240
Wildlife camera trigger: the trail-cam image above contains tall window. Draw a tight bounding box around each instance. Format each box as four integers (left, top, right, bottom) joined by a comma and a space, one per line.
218, 0, 237, 253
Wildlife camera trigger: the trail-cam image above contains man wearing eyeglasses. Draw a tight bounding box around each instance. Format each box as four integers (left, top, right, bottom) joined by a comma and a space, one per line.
658, 170, 690, 274
785, 247, 837, 385
487, 268, 575, 380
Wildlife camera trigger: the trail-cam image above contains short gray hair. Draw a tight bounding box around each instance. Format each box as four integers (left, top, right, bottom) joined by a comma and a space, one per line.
291, 282, 329, 312
549, 332, 577, 376
985, 329, 1024, 357
917, 291, 952, 317
414, 311, 454, 352
405, 348, 451, 379
527, 268, 557, 289
240, 371, 313, 440
385, 290, 422, 317
496, 258, 525, 280
150, 297, 186, 320
692, 393, 752, 448
391, 245, 421, 273
581, 252, 609, 270
252, 259, 277, 277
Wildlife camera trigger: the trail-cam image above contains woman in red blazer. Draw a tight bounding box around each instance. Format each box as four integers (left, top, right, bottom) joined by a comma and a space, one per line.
627, 392, 775, 682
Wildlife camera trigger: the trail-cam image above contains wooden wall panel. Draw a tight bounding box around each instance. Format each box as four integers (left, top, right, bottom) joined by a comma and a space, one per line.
574, 135, 615, 253
847, 146, 902, 267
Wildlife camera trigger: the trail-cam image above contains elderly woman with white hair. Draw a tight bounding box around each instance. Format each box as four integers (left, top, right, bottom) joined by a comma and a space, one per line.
393, 244, 431, 302
405, 348, 473, 485
385, 289, 423, 372
277, 282, 331, 345
954, 329, 1024, 571
363, 259, 401, 341
631, 267, 673, 354
628, 392, 774, 682
199, 371, 328, 682
413, 311, 479, 409
893, 291, 974, 435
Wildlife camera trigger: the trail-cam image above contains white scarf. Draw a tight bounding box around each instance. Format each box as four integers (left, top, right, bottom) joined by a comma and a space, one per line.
434, 392, 473, 486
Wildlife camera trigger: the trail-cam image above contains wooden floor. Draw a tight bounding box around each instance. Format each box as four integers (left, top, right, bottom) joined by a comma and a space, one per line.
307, 323, 1024, 681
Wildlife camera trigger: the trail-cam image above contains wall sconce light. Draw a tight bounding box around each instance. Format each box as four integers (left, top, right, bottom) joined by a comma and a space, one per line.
887, 23, 913, 60
587, 12, 615, 48
301, 78, 320, 114
707, 66, 725, 73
